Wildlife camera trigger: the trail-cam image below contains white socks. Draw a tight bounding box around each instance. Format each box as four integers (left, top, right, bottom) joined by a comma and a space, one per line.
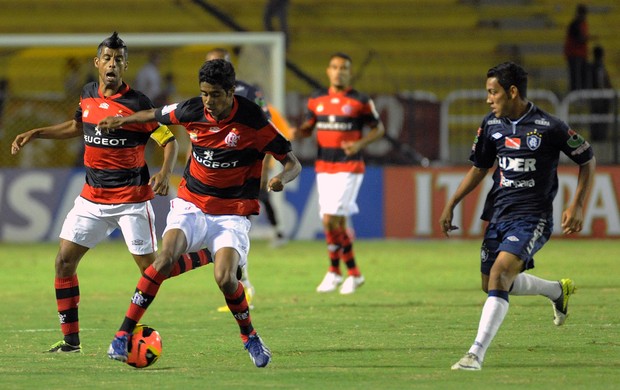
468, 295, 509, 362
510, 273, 561, 300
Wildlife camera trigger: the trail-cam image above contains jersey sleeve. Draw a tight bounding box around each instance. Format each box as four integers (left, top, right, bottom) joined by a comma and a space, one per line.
259, 123, 293, 161
74, 83, 92, 123
154, 97, 202, 125
74, 100, 83, 123
551, 122, 594, 165
469, 120, 497, 168
362, 97, 381, 127
304, 97, 318, 126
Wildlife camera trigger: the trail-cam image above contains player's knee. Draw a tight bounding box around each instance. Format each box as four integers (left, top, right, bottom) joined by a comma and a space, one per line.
151, 250, 176, 276
214, 268, 237, 294
54, 252, 79, 275
489, 268, 518, 291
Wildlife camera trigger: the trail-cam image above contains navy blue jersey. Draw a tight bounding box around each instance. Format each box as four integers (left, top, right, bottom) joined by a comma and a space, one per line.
470, 103, 594, 222
235, 80, 271, 120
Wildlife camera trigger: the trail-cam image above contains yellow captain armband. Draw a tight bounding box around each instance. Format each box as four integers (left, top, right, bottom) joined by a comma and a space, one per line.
150, 124, 175, 146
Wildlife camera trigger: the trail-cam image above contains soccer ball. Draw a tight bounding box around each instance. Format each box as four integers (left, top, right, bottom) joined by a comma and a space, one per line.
126, 324, 162, 368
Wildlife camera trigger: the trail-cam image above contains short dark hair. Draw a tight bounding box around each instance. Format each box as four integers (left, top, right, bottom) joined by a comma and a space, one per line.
97, 32, 127, 59
487, 62, 529, 98
329, 52, 352, 64
199, 59, 236, 91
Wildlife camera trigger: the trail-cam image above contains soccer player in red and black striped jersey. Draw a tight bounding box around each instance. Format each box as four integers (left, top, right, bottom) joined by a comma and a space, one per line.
99, 59, 301, 368
10, 32, 211, 354
293, 52, 385, 295
205, 48, 289, 314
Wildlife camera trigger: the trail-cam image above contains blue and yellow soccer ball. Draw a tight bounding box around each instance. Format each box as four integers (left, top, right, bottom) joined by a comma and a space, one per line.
126, 324, 162, 368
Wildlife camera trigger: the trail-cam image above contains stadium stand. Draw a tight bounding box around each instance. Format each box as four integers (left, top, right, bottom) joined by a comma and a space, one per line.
0, 0, 617, 97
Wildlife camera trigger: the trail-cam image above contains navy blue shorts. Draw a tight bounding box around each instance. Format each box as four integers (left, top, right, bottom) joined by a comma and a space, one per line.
480, 216, 552, 275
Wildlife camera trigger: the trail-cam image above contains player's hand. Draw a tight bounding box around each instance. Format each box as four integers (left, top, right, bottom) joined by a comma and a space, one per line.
341, 140, 362, 156
149, 171, 170, 196
97, 116, 124, 133
288, 127, 300, 140
438, 207, 459, 237
561, 207, 584, 235
10, 131, 36, 155
291, 122, 314, 140
267, 176, 284, 192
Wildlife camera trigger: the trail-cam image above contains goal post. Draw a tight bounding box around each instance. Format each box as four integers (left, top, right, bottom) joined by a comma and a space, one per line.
0, 32, 286, 168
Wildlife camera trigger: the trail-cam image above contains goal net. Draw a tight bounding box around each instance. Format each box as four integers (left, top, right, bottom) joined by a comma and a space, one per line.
0, 32, 286, 168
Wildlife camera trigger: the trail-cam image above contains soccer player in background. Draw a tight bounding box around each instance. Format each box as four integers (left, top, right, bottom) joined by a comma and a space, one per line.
439, 62, 596, 371
10, 32, 211, 354
98, 59, 301, 368
293, 52, 385, 295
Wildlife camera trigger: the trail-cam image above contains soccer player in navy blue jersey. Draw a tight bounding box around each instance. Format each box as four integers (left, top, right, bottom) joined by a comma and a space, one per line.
439, 62, 596, 371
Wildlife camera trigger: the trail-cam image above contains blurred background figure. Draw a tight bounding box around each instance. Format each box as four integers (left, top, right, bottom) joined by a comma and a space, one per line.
63, 57, 83, 100
155, 71, 177, 106
134, 51, 162, 102
263, 0, 290, 50
564, 4, 590, 91
589, 45, 613, 141
0, 78, 8, 129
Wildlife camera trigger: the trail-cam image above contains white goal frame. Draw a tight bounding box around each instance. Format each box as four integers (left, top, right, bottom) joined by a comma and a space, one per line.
0, 32, 287, 112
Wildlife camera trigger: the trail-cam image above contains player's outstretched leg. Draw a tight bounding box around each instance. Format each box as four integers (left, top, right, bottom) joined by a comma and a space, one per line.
169, 248, 212, 277
107, 266, 166, 362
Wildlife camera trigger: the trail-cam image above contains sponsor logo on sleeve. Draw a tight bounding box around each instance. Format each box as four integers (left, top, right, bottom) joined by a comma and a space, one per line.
161, 103, 179, 116
567, 129, 591, 156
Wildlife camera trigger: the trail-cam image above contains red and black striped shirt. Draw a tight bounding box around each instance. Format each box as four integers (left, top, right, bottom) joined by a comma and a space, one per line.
155, 95, 291, 216
75, 82, 160, 204
305, 86, 380, 173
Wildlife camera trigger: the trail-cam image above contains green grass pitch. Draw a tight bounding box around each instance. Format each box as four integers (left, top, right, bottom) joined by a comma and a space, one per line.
0, 239, 618, 389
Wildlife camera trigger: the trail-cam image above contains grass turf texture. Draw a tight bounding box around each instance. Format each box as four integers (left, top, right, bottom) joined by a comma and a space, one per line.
0, 239, 618, 389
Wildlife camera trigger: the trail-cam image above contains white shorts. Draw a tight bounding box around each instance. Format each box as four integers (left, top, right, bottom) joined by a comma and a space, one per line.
316, 172, 363, 217
163, 198, 251, 267
60, 196, 158, 255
